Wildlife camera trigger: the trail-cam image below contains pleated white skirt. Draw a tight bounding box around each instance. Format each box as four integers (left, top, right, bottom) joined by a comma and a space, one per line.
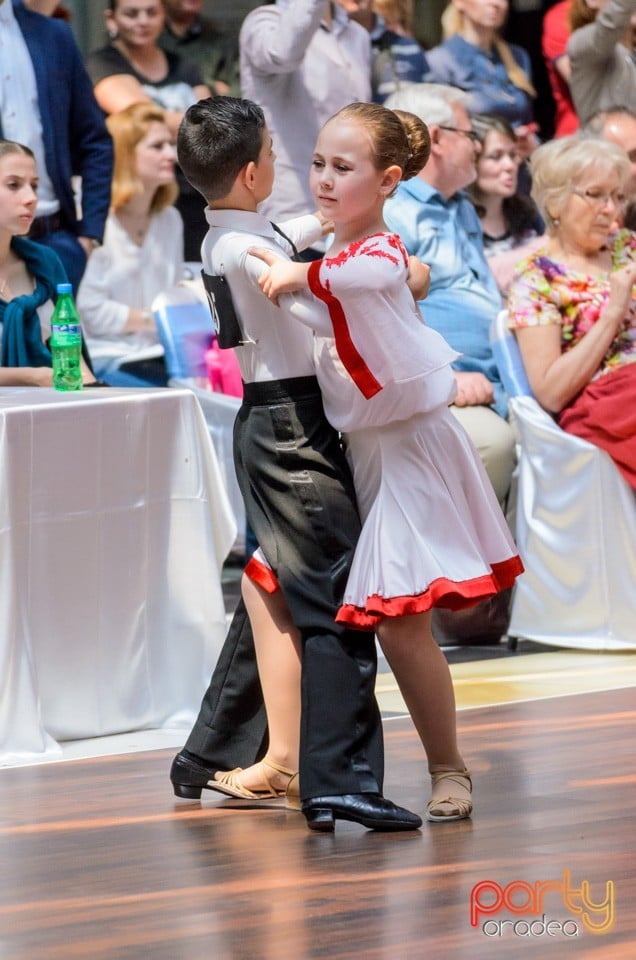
337, 406, 523, 628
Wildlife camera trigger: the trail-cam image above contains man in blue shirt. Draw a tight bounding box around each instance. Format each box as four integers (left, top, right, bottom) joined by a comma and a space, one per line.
384, 82, 515, 509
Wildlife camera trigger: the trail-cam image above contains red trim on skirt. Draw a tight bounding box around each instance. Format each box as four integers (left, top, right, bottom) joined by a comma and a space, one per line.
558, 363, 636, 489
244, 555, 280, 594
335, 556, 525, 629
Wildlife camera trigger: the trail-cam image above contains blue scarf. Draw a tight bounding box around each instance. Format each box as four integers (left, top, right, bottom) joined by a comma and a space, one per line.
0, 237, 66, 368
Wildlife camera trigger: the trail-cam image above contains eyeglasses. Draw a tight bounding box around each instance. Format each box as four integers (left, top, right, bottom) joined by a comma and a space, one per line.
570, 187, 626, 210
438, 125, 481, 144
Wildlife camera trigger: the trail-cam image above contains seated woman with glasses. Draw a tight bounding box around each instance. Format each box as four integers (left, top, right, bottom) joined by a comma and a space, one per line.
507, 135, 636, 490
466, 114, 544, 293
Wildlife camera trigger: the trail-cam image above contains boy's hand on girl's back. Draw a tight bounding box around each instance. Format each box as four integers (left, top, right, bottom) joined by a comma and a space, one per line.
248, 247, 311, 306
313, 210, 335, 236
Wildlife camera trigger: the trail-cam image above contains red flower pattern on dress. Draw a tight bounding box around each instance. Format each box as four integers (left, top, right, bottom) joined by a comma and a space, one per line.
324, 232, 407, 270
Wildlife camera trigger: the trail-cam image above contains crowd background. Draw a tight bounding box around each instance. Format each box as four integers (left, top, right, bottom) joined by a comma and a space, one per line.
60, 0, 562, 142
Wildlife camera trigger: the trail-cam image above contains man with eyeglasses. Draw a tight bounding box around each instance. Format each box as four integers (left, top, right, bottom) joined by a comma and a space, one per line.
383, 82, 517, 646
582, 107, 636, 230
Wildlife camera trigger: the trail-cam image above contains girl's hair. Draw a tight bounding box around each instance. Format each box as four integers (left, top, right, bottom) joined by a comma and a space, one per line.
331, 101, 430, 183
372, 0, 414, 35
441, 3, 536, 98
0, 139, 35, 164
106, 102, 178, 213
568, 0, 598, 32
530, 135, 630, 231
466, 115, 539, 240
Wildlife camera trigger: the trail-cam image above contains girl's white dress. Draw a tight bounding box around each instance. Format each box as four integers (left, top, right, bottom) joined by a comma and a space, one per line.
250, 232, 523, 628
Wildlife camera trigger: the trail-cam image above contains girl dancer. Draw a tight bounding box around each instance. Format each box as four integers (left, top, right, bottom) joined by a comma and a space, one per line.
215, 103, 523, 822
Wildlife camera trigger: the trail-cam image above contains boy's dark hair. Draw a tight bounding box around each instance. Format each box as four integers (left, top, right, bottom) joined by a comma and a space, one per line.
177, 97, 266, 201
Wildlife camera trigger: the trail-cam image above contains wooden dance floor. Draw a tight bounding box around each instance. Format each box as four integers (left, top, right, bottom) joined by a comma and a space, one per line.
1, 684, 634, 959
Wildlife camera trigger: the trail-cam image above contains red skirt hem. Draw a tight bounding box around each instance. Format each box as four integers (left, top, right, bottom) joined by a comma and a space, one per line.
335, 556, 524, 629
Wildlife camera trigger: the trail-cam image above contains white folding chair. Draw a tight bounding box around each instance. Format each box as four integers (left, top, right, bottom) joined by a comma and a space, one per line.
491, 310, 636, 650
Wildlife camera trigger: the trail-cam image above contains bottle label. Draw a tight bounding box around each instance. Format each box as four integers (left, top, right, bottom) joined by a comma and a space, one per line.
52, 323, 81, 335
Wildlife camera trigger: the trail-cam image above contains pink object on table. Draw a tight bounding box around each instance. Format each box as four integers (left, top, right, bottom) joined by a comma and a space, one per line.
205, 341, 243, 397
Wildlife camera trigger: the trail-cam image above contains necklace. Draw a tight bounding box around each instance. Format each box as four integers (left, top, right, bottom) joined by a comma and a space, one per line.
117, 210, 150, 244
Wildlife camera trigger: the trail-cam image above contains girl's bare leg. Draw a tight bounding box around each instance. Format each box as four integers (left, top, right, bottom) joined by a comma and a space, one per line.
214, 574, 301, 795
377, 611, 471, 820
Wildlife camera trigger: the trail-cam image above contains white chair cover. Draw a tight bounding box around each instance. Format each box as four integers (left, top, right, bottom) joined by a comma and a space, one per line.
492, 310, 636, 650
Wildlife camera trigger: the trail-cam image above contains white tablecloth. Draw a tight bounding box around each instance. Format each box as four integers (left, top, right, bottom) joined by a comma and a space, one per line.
170, 378, 244, 549
0, 387, 237, 764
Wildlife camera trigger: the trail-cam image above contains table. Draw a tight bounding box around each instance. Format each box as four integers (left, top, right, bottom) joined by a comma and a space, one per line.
170, 378, 244, 550
0, 387, 237, 764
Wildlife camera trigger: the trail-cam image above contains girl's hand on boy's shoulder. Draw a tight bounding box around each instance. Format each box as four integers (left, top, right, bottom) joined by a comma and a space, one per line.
248, 247, 310, 305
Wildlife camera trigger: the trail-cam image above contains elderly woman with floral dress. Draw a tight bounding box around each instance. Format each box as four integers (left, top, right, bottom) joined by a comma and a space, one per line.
507, 135, 636, 489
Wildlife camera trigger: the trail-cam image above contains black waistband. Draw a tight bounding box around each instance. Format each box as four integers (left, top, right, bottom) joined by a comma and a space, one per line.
242, 375, 320, 406
29, 211, 64, 240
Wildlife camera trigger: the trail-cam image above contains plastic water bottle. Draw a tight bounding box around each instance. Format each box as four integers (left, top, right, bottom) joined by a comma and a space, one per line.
50, 282, 83, 391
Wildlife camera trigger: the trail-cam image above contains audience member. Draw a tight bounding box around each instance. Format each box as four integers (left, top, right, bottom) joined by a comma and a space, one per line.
86, 0, 211, 261
0, 139, 96, 385
77, 104, 182, 387
383, 82, 517, 645
339, 0, 429, 103
23, 0, 69, 16
159, 0, 240, 98
87, 0, 210, 130
425, 0, 538, 158
373, 0, 414, 34
582, 107, 636, 229
384, 84, 516, 505
239, 0, 371, 251
567, 0, 636, 124
541, 0, 578, 136
0, 0, 113, 292
507, 135, 636, 489
467, 114, 544, 293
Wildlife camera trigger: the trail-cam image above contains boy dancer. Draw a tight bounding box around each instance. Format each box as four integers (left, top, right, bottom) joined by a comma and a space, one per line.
171, 97, 421, 831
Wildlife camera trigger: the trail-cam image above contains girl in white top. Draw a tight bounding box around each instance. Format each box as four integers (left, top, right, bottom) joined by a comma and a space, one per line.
241, 102, 524, 822
77, 102, 183, 385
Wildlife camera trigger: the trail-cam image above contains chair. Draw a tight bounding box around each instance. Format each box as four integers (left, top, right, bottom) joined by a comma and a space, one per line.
491, 310, 636, 650
152, 285, 215, 380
